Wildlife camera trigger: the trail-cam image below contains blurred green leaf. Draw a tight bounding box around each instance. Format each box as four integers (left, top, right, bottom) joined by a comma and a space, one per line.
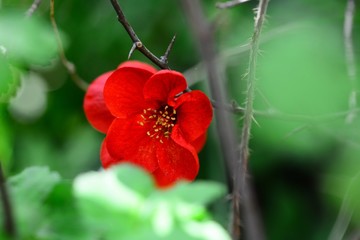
73, 164, 230, 240
162, 181, 226, 205
0, 10, 58, 65
6, 166, 61, 238
0, 55, 21, 103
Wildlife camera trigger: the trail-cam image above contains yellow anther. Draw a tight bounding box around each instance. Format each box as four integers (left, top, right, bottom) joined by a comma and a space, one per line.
147, 131, 151, 136
171, 117, 176, 121
143, 109, 147, 114
139, 122, 144, 126
160, 139, 164, 144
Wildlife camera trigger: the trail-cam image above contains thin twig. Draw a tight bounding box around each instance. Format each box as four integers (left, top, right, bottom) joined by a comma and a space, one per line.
25, 0, 42, 17
343, 0, 357, 124
109, 0, 172, 69
50, 0, 88, 91
216, 0, 251, 9
234, 0, 269, 239
0, 162, 16, 238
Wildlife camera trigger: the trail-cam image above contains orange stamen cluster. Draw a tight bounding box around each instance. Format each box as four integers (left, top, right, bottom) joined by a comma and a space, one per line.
138, 105, 177, 143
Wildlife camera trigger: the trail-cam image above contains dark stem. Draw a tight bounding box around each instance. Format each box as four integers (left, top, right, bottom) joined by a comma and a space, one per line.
0, 162, 16, 238
26, 0, 43, 17
180, 0, 238, 232
109, 0, 172, 69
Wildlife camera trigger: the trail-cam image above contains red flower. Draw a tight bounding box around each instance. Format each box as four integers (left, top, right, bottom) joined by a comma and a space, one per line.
84, 61, 213, 187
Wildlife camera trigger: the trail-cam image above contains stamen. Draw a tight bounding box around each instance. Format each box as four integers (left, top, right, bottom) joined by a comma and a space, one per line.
147, 131, 151, 136
139, 122, 144, 126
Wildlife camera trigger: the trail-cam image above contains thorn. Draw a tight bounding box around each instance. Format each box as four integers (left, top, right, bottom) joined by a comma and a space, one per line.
128, 43, 137, 59
161, 34, 176, 64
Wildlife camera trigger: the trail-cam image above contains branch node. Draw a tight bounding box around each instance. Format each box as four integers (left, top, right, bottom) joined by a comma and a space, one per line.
135, 41, 143, 48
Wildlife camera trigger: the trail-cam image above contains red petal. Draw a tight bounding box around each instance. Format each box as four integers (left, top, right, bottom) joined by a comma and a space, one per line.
175, 90, 213, 142
117, 60, 157, 73
105, 117, 159, 172
143, 70, 187, 106
156, 126, 199, 182
152, 169, 178, 188
190, 133, 207, 153
100, 138, 123, 168
104, 64, 155, 118
84, 71, 115, 133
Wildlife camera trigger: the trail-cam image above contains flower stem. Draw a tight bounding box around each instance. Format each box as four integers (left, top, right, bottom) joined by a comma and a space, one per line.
0, 162, 16, 239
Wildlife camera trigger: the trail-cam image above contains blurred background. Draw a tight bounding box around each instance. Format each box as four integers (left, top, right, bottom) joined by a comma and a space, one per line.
1, 0, 360, 239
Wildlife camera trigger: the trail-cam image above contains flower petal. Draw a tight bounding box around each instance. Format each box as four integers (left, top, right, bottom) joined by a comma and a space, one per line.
190, 133, 207, 153
152, 168, 179, 188
143, 70, 187, 105
157, 126, 199, 182
106, 117, 159, 172
100, 138, 123, 168
175, 90, 213, 142
84, 71, 115, 133
117, 60, 157, 73
104, 63, 156, 118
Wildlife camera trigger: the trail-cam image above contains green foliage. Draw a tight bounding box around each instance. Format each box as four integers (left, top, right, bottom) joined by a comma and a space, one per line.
0, 11, 58, 66
74, 164, 230, 240
0, 165, 229, 240
0, 55, 21, 103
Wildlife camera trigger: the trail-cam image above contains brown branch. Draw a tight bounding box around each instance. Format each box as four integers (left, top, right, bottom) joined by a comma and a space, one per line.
109, 0, 173, 69
216, 0, 251, 9
0, 162, 16, 238
26, 0, 43, 17
50, 0, 88, 91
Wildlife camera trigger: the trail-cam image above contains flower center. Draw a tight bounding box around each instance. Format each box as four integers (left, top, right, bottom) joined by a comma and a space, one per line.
138, 105, 177, 144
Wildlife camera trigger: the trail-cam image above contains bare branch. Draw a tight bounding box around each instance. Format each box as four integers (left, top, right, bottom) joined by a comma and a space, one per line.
343, 0, 357, 124
216, 0, 251, 9
50, 0, 88, 91
26, 0, 43, 17
109, 0, 172, 69
0, 162, 16, 238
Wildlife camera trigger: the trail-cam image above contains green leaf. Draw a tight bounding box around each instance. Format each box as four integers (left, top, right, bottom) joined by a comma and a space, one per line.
40, 182, 92, 240
6, 166, 61, 238
0, 11, 59, 65
0, 55, 21, 103
73, 165, 230, 240
162, 180, 226, 205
